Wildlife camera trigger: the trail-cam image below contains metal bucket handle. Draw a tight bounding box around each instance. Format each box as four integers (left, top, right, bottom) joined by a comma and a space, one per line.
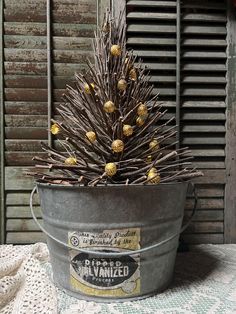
30, 183, 198, 257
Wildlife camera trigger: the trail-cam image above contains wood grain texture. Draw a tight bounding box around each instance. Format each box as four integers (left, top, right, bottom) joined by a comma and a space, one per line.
225, 1, 236, 243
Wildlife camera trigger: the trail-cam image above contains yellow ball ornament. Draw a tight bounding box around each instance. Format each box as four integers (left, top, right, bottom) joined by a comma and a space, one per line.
105, 163, 117, 177
65, 157, 77, 165
50, 123, 60, 135
148, 172, 161, 184
123, 124, 133, 137
86, 131, 96, 143
111, 45, 121, 56
136, 116, 145, 126
104, 101, 116, 113
149, 139, 160, 151
137, 103, 148, 117
111, 139, 124, 153
117, 79, 127, 91
129, 68, 137, 81
146, 155, 152, 163
148, 167, 158, 174
84, 83, 95, 94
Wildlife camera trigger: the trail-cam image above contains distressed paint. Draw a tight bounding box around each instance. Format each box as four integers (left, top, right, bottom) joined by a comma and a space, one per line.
0, 0, 5, 243
225, 0, 236, 243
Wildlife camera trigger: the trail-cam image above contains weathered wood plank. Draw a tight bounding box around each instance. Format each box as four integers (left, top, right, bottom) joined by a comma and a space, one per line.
4, 22, 96, 37
182, 13, 226, 23
4, 36, 93, 50
193, 170, 226, 184
4, 48, 47, 62
6, 192, 39, 205
127, 12, 176, 21
184, 222, 223, 234
183, 39, 227, 47
182, 125, 225, 133
182, 101, 226, 108
4, 62, 47, 75
184, 210, 224, 221
5, 167, 35, 190
182, 64, 226, 72
6, 232, 45, 244
127, 1, 176, 8
181, 234, 223, 244
5, 115, 47, 127
181, 112, 225, 121
127, 24, 176, 34
182, 136, 225, 145
7, 206, 41, 218
185, 199, 224, 210
128, 38, 176, 46
4, 9, 96, 24
5, 152, 46, 166
5, 102, 47, 114
6, 218, 41, 231
5, 89, 48, 102
225, 0, 236, 243
183, 25, 226, 35
182, 76, 226, 84
5, 127, 47, 139
193, 161, 225, 170
5, 140, 44, 151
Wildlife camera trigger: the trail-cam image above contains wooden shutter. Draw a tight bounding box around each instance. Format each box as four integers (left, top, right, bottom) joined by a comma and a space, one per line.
126, 0, 227, 244
1, 0, 102, 244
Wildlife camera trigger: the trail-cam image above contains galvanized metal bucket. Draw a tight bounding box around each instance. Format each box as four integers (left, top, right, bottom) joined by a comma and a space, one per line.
30, 182, 196, 302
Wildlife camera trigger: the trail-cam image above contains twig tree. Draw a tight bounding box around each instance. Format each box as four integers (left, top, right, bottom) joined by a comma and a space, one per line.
31, 12, 202, 186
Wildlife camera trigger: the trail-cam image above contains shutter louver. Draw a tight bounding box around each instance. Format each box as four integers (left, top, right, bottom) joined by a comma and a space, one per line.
3, 0, 97, 243
126, 0, 227, 244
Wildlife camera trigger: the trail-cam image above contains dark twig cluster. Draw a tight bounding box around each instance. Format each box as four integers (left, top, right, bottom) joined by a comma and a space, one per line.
30, 11, 203, 186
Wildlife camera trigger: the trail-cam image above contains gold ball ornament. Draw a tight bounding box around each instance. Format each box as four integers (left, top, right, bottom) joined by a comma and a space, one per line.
86, 131, 96, 143
146, 155, 152, 163
50, 123, 60, 135
148, 172, 161, 184
123, 124, 133, 137
137, 103, 148, 117
149, 139, 160, 151
136, 116, 145, 126
65, 157, 77, 165
104, 101, 116, 113
111, 45, 121, 56
84, 83, 95, 94
148, 167, 158, 174
117, 79, 127, 91
105, 163, 117, 177
111, 139, 124, 153
129, 68, 137, 81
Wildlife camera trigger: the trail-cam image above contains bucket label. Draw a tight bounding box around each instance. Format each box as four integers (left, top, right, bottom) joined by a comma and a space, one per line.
68, 228, 140, 297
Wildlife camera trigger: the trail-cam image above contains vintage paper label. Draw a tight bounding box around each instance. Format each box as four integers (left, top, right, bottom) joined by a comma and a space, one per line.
68, 228, 140, 297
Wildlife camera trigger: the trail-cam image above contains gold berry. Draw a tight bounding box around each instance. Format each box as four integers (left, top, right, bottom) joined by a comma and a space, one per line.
117, 79, 127, 91
146, 155, 152, 163
129, 68, 137, 81
84, 83, 95, 94
149, 139, 160, 151
65, 157, 77, 165
148, 172, 161, 184
50, 123, 60, 135
148, 167, 158, 175
111, 45, 121, 56
102, 22, 110, 33
136, 116, 145, 126
123, 124, 133, 137
86, 131, 96, 143
105, 163, 117, 177
111, 139, 124, 153
137, 103, 148, 117
104, 101, 116, 113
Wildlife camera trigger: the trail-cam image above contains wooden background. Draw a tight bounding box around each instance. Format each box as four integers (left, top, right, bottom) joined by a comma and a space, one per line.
0, 0, 236, 244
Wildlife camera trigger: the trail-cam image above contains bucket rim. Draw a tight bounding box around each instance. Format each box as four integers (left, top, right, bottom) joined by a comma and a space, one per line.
35, 180, 190, 190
